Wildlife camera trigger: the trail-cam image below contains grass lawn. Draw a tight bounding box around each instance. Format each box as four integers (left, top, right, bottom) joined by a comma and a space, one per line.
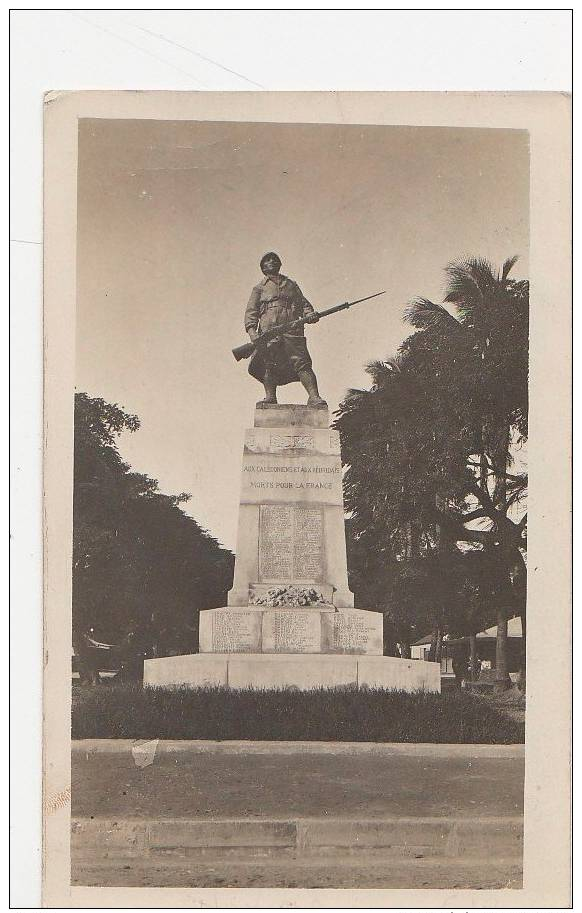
72, 683, 524, 743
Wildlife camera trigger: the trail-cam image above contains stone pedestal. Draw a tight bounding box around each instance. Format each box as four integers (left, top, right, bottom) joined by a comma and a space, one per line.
228, 404, 353, 609
198, 606, 383, 655
143, 652, 441, 692
143, 404, 440, 693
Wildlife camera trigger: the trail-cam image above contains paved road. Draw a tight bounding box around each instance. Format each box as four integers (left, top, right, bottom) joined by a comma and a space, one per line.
72, 741, 524, 820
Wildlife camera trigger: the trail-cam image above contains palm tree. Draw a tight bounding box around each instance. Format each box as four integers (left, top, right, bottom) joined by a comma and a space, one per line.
336, 256, 528, 691
403, 256, 528, 690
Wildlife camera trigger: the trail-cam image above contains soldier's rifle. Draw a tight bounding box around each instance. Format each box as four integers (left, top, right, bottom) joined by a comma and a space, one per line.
232, 290, 386, 362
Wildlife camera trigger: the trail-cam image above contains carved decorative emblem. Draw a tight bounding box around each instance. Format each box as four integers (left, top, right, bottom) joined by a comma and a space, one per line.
329, 431, 341, 454
270, 433, 315, 451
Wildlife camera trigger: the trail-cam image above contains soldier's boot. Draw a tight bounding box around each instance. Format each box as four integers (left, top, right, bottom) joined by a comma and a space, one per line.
258, 372, 278, 405
298, 369, 327, 408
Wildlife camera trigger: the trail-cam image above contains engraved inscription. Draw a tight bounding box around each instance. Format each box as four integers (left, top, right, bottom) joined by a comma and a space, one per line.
211, 612, 257, 653
332, 615, 372, 648
267, 611, 321, 653
259, 505, 324, 582
293, 507, 323, 578
242, 455, 343, 504
259, 505, 294, 579
324, 612, 382, 655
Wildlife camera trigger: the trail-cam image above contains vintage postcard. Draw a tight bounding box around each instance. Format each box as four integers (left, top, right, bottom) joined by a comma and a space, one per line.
43, 91, 571, 907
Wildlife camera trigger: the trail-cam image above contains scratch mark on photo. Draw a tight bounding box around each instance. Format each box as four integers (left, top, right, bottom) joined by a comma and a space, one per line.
74, 14, 210, 87
128, 21, 265, 89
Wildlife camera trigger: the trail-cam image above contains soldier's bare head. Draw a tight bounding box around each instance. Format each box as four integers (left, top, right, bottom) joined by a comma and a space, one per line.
260, 252, 282, 277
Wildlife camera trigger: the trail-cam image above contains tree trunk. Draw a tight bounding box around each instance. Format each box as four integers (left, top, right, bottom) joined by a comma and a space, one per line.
491, 424, 512, 693
428, 628, 439, 662
433, 493, 448, 672
73, 629, 100, 687
511, 548, 527, 691
469, 633, 478, 682
494, 606, 511, 692
435, 628, 443, 665
518, 607, 526, 692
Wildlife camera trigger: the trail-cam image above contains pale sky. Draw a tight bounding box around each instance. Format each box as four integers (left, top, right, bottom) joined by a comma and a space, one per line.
76, 119, 529, 550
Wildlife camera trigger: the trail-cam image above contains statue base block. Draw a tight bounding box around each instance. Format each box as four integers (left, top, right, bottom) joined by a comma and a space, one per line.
198, 606, 384, 655
143, 653, 441, 692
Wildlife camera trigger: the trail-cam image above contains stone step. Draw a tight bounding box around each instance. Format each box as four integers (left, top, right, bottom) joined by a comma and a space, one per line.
72, 815, 523, 861
143, 651, 441, 690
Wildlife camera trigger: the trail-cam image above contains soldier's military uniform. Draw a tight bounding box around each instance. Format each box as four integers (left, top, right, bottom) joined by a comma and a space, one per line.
245, 273, 316, 386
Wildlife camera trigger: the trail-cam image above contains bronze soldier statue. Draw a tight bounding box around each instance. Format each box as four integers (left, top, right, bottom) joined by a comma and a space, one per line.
245, 252, 327, 407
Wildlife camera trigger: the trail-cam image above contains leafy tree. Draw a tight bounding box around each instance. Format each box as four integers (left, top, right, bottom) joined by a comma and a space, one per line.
336, 257, 528, 689
73, 393, 234, 656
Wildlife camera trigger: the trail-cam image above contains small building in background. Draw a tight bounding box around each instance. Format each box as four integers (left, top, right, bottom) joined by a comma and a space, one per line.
411, 616, 523, 684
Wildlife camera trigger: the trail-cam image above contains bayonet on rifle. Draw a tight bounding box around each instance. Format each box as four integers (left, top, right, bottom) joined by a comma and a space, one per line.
232, 290, 386, 362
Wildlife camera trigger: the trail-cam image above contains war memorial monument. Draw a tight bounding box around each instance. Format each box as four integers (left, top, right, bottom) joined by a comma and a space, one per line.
144, 253, 439, 693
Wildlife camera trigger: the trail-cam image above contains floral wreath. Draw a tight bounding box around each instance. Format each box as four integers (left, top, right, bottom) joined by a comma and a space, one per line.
250, 585, 330, 607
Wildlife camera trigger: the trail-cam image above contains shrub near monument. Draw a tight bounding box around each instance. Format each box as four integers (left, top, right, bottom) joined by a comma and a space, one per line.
72, 684, 524, 744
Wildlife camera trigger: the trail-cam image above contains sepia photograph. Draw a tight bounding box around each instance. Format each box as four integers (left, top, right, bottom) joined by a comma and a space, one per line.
40, 90, 571, 907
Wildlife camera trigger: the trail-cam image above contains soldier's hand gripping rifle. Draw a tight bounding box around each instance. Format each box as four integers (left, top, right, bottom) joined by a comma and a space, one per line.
232, 290, 386, 362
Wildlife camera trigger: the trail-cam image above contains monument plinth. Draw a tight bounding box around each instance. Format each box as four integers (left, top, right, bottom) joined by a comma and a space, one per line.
228, 404, 353, 609
143, 405, 440, 692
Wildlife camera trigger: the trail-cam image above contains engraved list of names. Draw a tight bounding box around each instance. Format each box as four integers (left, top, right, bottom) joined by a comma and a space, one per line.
259, 504, 324, 582
262, 611, 322, 653
211, 612, 259, 653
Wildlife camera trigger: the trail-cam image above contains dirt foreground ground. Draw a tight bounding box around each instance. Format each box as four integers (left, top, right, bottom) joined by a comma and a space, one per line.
72, 740, 524, 890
